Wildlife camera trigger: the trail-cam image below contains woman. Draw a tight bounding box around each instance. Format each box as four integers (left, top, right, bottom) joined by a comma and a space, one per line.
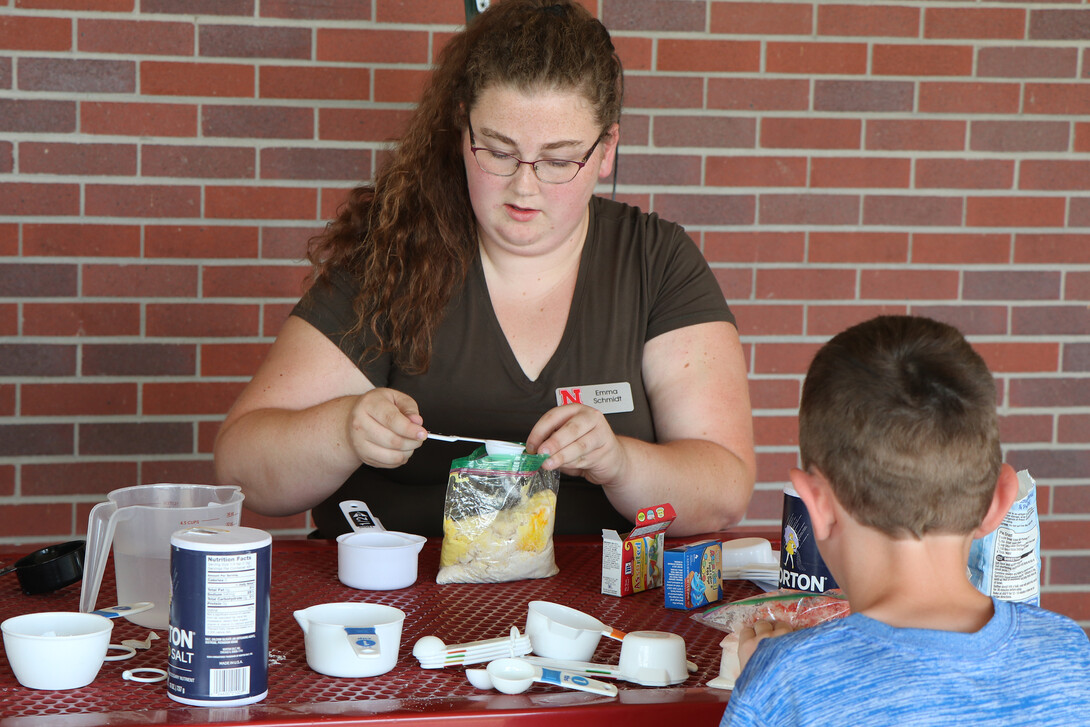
213, 0, 755, 538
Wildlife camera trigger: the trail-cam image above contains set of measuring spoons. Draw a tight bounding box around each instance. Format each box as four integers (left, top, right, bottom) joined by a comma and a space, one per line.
412, 626, 532, 668
415, 602, 696, 691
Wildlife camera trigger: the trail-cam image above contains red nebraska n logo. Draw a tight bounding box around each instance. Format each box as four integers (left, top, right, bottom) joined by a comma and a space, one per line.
560, 388, 582, 405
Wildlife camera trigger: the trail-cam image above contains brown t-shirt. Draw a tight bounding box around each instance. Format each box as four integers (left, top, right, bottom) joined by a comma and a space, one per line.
293, 196, 736, 538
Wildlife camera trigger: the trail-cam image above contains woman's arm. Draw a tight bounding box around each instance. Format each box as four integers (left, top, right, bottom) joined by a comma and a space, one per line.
212, 316, 427, 517
526, 320, 755, 535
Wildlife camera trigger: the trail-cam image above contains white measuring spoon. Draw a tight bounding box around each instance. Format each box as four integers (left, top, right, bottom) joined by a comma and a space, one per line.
478, 658, 618, 697
426, 433, 526, 456
413, 627, 532, 668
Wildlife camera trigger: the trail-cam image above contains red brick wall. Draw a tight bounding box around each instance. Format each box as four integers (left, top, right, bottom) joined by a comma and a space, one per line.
1, 1, 1088, 625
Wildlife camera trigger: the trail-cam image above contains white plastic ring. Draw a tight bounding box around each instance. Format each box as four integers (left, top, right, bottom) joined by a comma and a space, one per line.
105, 643, 138, 661
122, 668, 168, 683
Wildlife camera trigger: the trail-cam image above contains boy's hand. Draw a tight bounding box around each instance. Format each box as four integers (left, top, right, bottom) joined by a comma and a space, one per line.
738, 619, 794, 672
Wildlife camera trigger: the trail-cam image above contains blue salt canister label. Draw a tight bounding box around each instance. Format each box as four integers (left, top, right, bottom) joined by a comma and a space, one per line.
168, 526, 272, 707
779, 484, 838, 593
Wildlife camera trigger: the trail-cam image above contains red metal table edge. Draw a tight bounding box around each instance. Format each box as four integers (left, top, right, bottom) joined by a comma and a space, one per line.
1, 688, 730, 727
0, 688, 730, 727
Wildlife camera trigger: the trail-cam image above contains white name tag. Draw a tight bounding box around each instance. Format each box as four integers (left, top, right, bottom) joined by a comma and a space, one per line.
555, 382, 635, 414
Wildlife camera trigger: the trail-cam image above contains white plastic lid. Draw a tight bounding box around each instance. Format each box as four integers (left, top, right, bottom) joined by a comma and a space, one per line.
170, 526, 271, 552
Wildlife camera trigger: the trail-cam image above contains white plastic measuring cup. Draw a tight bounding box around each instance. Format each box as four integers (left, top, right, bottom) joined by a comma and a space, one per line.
525, 601, 626, 660
336, 501, 426, 590
294, 602, 406, 678
79, 484, 243, 629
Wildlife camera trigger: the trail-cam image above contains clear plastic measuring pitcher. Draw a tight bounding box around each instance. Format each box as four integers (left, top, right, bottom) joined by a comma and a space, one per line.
78, 483, 244, 629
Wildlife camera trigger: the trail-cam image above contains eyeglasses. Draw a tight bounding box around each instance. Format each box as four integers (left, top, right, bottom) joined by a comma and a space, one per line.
468, 119, 601, 184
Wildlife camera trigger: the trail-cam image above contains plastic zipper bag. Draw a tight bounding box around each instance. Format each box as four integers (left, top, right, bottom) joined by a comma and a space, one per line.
692, 589, 850, 635
437, 447, 560, 584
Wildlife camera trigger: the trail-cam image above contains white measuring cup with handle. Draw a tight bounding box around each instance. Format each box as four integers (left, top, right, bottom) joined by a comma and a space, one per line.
79, 484, 244, 630
336, 501, 426, 590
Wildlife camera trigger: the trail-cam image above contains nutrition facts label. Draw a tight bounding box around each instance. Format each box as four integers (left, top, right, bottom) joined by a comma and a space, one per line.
990, 524, 1040, 602
204, 553, 257, 636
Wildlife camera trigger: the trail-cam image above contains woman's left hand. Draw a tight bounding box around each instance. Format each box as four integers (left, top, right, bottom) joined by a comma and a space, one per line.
526, 403, 629, 484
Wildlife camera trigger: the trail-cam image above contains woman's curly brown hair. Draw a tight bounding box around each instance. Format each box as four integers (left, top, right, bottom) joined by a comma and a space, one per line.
305, 0, 623, 374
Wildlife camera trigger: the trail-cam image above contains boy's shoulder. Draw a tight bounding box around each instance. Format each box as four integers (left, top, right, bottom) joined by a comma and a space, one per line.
723, 602, 1090, 726
735, 599, 1090, 694
1002, 599, 1090, 650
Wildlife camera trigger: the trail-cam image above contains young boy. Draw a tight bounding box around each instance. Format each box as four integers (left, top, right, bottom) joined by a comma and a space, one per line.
721, 315, 1090, 726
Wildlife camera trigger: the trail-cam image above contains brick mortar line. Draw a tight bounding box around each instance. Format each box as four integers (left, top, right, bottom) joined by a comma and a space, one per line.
7, 259, 1090, 268
6, 33, 1090, 47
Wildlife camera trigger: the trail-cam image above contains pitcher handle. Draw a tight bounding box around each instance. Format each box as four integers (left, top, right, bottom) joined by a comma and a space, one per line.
78, 500, 121, 614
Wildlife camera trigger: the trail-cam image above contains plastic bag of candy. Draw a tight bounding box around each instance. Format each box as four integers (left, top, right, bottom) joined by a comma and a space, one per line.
692, 588, 850, 635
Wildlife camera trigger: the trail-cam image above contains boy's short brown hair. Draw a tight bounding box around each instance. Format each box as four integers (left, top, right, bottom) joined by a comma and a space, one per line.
798, 315, 1001, 538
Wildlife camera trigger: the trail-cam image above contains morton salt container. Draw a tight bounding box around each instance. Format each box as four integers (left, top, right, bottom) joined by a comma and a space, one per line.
779, 483, 838, 593
167, 526, 271, 706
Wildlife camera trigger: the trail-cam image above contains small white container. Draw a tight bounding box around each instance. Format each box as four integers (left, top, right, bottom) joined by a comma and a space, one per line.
2, 611, 113, 690
293, 602, 405, 678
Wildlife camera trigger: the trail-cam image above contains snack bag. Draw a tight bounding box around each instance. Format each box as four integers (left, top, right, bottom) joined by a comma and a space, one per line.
437, 447, 559, 584
968, 469, 1041, 605
692, 589, 850, 635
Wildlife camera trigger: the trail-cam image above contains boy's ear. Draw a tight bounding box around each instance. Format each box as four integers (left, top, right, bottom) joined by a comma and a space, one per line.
789, 467, 837, 541
972, 463, 1020, 539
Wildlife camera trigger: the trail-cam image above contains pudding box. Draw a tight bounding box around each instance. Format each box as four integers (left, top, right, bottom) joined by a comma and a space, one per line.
601, 503, 676, 597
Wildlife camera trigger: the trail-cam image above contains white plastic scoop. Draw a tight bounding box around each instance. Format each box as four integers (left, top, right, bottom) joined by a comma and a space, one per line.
468, 657, 618, 697
426, 433, 526, 456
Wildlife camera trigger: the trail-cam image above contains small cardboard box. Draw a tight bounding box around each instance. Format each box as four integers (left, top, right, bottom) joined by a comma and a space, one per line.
664, 539, 723, 610
601, 503, 676, 597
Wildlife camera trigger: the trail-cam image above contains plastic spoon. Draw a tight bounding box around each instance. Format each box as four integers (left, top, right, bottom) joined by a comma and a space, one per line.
426, 433, 526, 456
483, 658, 618, 697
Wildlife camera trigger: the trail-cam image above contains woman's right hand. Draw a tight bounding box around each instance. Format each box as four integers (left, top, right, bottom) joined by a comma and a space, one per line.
214, 316, 419, 517
345, 388, 427, 469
